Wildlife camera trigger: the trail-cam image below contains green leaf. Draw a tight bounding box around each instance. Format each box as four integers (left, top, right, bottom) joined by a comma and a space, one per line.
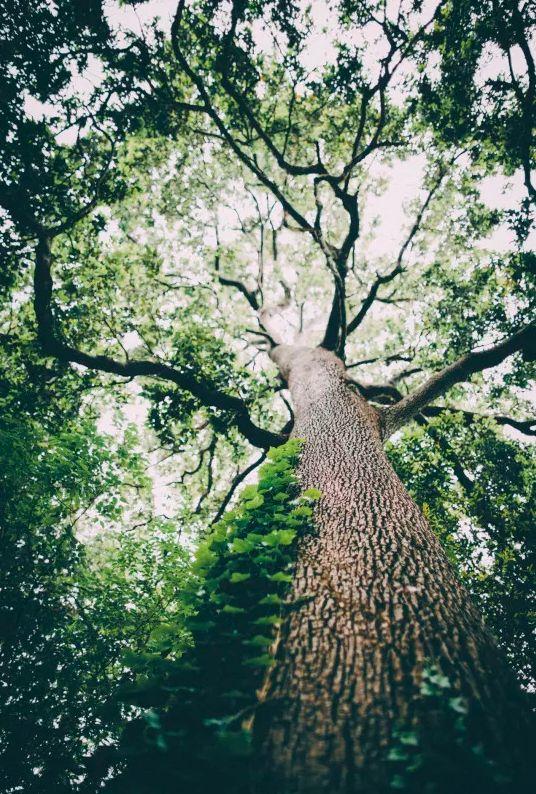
245, 494, 265, 509
398, 731, 419, 747
449, 696, 469, 714
388, 747, 409, 762
230, 538, 254, 554
245, 635, 272, 648
243, 653, 274, 668
222, 604, 246, 615
229, 571, 251, 584
240, 484, 258, 501
263, 529, 296, 547
254, 615, 281, 627
268, 571, 293, 583
259, 593, 283, 606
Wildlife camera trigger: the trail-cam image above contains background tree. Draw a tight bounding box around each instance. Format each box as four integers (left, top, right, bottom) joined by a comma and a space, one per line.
0, 302, 192, 791
0, 1, 534, 792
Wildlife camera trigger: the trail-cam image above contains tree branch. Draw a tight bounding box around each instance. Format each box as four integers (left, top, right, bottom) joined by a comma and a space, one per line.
33, 235, 284, 450
382, 326, 536, 437
319, 185, 360, 354
346, 264, 404, 336
346, 352, 414, 369
170, 4, 315, 237
194, 435, 218, 513
420, 405, 536, 437
210, 451, 267, 526
214, 251, 260, 311
320, 269, 347, 354
346, 159, 451, 336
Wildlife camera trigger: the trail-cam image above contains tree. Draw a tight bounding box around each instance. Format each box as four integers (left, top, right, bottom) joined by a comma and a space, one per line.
0, 321, 192, 791
0, 1, 534, 792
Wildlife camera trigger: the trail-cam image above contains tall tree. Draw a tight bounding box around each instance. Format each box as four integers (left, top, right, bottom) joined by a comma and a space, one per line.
1, 1, 534, 791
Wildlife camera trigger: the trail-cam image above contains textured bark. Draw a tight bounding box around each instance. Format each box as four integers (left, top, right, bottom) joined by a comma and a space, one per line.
254, 345, 531, 794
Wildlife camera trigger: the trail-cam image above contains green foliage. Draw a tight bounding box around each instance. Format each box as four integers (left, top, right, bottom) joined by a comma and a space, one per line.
0, 359, 191, 792
417, 1, 534, 198
0, 411, 120, 791
388, 413, 536, 693
386, 665, 515, 793
110, 439, 317, 794
0, 2, 534, 791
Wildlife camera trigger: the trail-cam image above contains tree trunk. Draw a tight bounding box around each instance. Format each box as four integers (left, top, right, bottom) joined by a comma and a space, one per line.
253, 345, 530, 793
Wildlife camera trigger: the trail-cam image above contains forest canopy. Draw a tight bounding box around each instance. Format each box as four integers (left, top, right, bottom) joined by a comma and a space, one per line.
0, 1, 534, 792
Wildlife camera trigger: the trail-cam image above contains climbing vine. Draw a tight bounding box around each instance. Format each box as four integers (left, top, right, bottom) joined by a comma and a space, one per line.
111, 440, 320, 793
386, 665, 517, 793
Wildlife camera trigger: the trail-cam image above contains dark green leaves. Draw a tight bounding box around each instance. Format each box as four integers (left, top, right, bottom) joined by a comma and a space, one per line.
112, 439, 318, 793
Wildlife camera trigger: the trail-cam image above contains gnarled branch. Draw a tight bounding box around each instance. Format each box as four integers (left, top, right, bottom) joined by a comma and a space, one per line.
347, 158, 452, 336
33, 235, 284, 450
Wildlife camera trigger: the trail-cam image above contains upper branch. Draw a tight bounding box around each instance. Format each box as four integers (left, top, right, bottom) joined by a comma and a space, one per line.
346, 264, 403, 336
217, 0, 326, 178
338, 3, 445, 186
33, 235, 284, 450
214, 252, 260, 311
347, 159, 451, 336
170, 3, 315, 236
382, 326, 536, 437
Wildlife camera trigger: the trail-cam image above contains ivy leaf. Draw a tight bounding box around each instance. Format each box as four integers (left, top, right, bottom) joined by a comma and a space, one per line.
243, 654, 274, 668
229, 572, 251, 584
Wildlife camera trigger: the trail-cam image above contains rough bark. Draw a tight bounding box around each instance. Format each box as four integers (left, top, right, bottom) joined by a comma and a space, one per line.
253, 345, 531, 794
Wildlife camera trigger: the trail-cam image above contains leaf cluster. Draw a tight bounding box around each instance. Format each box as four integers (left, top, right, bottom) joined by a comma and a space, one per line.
110, 439, 320, 793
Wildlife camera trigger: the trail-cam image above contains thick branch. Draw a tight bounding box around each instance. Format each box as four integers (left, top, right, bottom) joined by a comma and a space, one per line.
319, 187, 360, 354
34, 236, 284, 450
382, 326, 536, 437
320, 269, 347, 354
351, 377, 535, 436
